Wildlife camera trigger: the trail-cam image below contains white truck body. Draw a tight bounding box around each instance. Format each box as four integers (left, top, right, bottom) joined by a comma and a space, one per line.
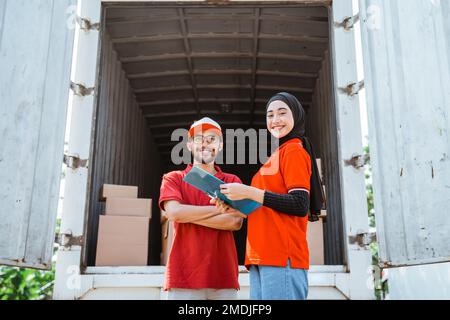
1, 0, 449, 300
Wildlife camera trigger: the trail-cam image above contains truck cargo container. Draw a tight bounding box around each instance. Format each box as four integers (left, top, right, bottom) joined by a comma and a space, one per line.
1, 0, 449, 300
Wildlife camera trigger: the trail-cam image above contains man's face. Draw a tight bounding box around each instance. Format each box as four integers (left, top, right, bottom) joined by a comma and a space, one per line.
187, 129, 223, 164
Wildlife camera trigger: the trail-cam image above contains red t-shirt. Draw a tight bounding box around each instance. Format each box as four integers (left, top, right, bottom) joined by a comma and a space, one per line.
246, 138, 312, 270
159, 164, 241, 290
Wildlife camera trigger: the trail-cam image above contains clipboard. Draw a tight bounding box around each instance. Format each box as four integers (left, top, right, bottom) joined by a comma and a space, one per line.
183, 166, 262, 216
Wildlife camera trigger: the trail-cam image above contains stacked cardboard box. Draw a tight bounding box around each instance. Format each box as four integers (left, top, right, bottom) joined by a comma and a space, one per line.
96, 184, 151, 266
99, 184, 138, 201
160, 211, 174, 266
307, 159, 326, 265
307, 219, 325, 265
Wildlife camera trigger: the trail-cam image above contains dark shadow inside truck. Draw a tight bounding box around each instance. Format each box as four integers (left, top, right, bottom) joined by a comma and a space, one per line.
84, 2, 345, 268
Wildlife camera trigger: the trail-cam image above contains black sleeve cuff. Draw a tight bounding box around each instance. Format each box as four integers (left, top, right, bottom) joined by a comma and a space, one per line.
263, 190, 310, 217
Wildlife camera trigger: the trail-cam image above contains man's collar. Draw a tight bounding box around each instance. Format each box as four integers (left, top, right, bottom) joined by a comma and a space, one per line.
185, 163, 223, 175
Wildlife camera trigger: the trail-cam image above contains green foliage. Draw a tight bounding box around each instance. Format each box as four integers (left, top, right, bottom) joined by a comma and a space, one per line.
0, 219, 60, 300
364, 146, 388, 300
0, 266, 54, 300
364, 146, 376, 228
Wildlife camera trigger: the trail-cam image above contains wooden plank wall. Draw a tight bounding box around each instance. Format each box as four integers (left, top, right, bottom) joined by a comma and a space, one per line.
87, 32, 164, 266
308, 50, 345, 265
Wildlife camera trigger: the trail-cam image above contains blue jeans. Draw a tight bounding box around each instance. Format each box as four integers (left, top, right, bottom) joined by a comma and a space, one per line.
249, 259, 308, 300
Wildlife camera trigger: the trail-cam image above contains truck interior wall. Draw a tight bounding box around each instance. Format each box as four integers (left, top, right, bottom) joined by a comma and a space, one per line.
85, 3, 343, 268
86, 32, 164, 267
307, 50, 345, 265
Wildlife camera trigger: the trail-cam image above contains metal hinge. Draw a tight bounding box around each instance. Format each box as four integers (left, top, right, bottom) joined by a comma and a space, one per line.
63, 154, 88, 170
335, 13, 360, 30
345, 153, 370, 169
349, 232, 377, 248
70, 82, 95, 97
339, 80, 365, 97
76, 15, 100, 31
55, 231, 84, 249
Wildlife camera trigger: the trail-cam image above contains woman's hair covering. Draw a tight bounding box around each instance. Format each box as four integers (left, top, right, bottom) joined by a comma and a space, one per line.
266, 92, 326, 221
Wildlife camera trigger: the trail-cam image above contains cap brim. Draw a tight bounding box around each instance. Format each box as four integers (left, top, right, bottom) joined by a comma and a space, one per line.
188, 124, 222, 137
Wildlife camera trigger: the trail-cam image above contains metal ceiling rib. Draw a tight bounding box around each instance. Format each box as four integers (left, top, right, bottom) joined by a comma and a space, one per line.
104, 4, 329, 156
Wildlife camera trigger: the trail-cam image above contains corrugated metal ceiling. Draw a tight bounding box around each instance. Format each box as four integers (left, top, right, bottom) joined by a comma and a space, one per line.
104, 4, 330, 154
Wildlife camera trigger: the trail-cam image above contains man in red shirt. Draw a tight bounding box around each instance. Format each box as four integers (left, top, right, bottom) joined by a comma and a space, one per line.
159, 117, 243, 300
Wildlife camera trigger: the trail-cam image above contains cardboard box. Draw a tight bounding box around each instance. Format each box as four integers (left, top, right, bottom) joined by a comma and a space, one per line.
307, 218, 325, 265
100, 184, 138, 202
160, 212, 174, 266
96, 215, 149, 266
105, 198, 152, 218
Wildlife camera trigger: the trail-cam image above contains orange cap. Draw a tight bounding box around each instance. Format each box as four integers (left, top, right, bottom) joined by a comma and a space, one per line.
188, 117, 222, 137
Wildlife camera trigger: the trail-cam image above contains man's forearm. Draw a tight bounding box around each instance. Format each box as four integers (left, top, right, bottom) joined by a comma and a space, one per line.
167, 203, 220, 223
164, 200, 242, 229
192, 214, 243, 231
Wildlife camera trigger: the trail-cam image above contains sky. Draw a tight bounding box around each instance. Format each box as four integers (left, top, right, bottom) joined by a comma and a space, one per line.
353, 0, 370, 146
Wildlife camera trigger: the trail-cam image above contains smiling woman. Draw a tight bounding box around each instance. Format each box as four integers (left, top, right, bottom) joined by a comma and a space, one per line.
217, 92, 325, 300
266, 101, 295, 139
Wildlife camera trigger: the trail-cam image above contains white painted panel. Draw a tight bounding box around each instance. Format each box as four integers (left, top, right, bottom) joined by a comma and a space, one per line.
330, 1, 374, 299
83, 265, 346, 274
359, 0, 450, 267
81, 287, 161, 300
308, 287, 348, 300
80, 285, 347, 300
78, 266, 350, 300
387, 262, 450, 300
0, 0, 75, 269
53, 0, 101, 298
61, 0, 101, 252
76, 269, 350, 300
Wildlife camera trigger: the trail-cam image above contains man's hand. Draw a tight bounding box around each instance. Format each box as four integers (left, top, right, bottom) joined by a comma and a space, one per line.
210, 198, 247, 219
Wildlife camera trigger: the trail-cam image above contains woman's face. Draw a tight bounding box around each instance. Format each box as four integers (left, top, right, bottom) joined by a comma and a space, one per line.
266, 100, 295, 139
